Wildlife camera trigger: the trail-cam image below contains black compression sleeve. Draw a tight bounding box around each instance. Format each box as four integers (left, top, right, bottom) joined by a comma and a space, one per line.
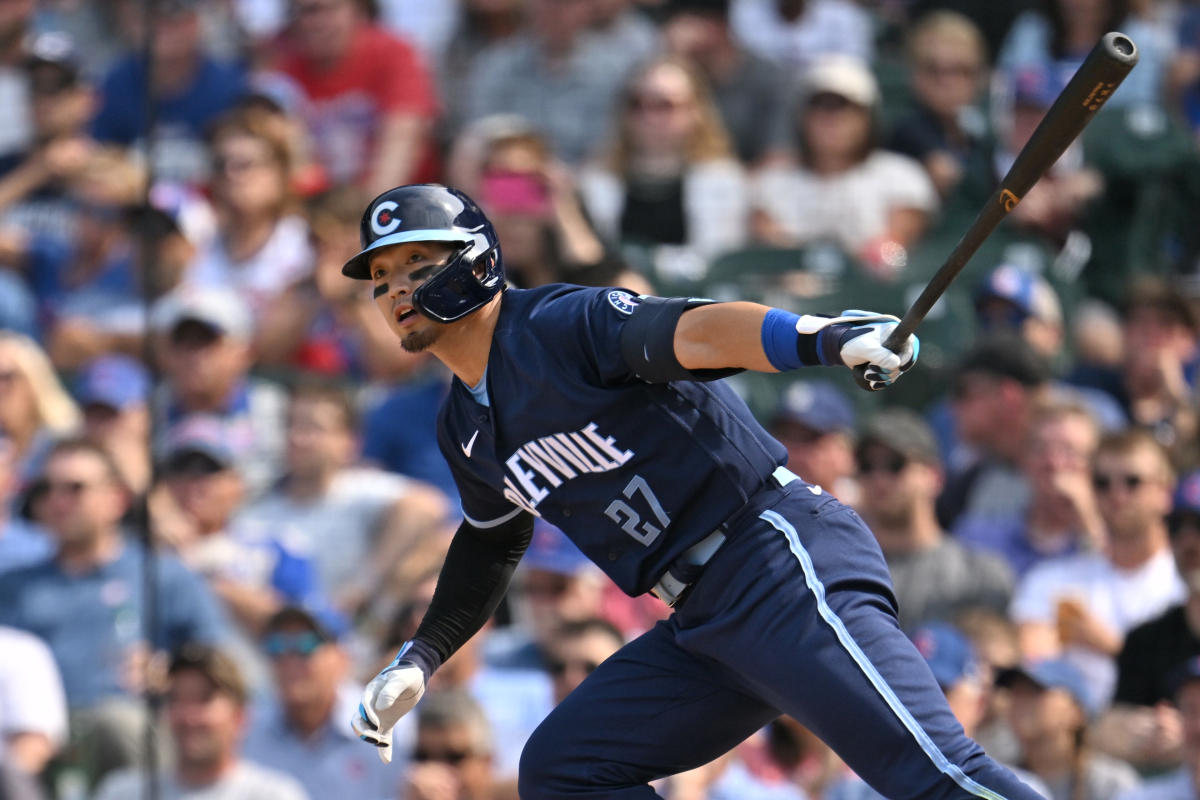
410, 512, 535, 671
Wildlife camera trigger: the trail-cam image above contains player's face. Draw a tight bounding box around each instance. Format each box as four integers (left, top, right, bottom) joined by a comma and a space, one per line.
369, 242, 458, 353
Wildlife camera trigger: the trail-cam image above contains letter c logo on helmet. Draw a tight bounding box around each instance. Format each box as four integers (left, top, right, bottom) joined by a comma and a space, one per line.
342, 184, 506, 323
370, 200, 401, 236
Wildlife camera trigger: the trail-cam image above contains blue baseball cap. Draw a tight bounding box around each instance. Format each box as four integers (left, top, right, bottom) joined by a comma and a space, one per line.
75, 355, 150, 411
521, 521, 591, 576
160, 417, 236, 472
910, 622, 978, 690
772, 380, 855, 434
974, 264, 1062, 327
996, 659, 1098, 718
266, 604, 350, 643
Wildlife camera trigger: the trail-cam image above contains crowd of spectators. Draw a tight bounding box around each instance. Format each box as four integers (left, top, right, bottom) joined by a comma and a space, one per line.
2, 0, 1200, 798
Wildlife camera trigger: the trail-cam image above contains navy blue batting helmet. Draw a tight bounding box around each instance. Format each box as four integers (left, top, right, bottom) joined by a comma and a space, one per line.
342, 183, 505, 322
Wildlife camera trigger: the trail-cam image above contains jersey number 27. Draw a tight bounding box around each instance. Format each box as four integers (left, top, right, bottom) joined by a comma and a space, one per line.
604, 475, 671, 546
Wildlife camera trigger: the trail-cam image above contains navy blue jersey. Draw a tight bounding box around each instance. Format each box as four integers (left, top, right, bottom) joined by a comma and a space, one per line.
436, 284, 787, 595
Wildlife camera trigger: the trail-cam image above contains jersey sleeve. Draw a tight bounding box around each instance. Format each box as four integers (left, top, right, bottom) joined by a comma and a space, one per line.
525, 285, 646, 386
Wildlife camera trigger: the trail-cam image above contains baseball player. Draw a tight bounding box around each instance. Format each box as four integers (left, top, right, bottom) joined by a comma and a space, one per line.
347, 184, 1046, 800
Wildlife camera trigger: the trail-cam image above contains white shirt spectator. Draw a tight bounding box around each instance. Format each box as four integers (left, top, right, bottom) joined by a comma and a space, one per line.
730, 0, 873, 71
1009, 547, 1185, 708
93, 761, 310, 800
185, 215, 314, 314
750, 151, 937, 256
237, 467, 424, 602
0, 626, 67, 763
579, 160, 749, 283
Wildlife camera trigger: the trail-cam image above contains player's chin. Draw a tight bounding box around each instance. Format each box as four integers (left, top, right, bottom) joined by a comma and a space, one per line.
401, 327, 441, 353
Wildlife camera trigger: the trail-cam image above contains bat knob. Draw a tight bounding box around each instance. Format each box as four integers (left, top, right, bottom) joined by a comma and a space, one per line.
1102, 31, 1138, 65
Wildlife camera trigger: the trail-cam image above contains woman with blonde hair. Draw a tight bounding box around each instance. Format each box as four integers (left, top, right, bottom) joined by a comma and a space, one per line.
185, 106, 313, 326
578, 54, 749, 286
0, 330, 82, 478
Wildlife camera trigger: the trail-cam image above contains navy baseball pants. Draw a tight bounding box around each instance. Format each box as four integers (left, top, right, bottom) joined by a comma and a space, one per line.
518, 476, 1046, 799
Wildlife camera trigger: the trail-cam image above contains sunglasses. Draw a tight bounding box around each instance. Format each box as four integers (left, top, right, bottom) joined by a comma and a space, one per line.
413, 747, 476, 765
856, 453, 908, 476
807, 92, 856, 112
264, 631, 324, 658
1091, 473, 1150, 493
41, 479, 98, 498
915, 60, 979, 79
626, 94, 688, 114
548, 658, 601, 677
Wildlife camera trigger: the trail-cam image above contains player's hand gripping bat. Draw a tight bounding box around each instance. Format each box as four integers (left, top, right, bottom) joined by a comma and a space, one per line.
853, 31, 1139, 391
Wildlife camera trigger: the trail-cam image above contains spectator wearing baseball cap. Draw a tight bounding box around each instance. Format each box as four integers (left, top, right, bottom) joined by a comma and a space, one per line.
749, 52, 939, 280
92, 643, 309, 800
939, 336, 1052, 531
75, 355, 152, 496
155, 416, 324, 694
152, 286, 287, 498
489, 522, 608, 671
853, 409, 1015, 631
768, 379, 858, 504
974, 264, 1063, 360
243, 606, 401, 800
1092, 469, 1200, 771
997, 658, 1141, 800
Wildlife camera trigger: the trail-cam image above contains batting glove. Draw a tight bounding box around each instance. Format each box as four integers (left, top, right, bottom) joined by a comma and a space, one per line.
352, 651, 426, 764
826, 309, 919, 391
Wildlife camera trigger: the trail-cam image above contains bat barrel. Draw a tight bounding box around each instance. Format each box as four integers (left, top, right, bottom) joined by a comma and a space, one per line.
878, 31, 1138, 356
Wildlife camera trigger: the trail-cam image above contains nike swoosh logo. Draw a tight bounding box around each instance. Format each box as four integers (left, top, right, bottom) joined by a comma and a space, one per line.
807, 485, 822, 496
461, 430, 479, 458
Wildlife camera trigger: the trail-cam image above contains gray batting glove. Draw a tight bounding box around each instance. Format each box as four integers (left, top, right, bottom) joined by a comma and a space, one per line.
352, 657, 426, 764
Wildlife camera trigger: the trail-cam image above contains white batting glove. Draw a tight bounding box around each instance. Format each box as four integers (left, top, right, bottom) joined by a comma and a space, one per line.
352, 654, 426, 764
825, 309, 919, 391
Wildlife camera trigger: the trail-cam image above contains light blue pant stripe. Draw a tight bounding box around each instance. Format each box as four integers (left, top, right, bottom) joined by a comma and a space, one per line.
760, 509, 1009, 800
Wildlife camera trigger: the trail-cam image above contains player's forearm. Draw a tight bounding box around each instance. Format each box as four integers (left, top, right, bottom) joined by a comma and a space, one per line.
674, 302, 777, 372
410, 514, 534, 673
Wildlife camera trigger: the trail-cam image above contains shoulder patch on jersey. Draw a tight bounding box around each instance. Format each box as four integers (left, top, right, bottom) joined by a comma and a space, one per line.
606, 290, 639, 316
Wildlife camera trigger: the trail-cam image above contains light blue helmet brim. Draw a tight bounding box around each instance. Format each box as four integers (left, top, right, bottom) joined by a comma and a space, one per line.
341, 229, 474, 279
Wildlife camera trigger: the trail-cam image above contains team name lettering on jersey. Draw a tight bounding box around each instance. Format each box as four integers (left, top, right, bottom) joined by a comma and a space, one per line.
501, 422, 634, 514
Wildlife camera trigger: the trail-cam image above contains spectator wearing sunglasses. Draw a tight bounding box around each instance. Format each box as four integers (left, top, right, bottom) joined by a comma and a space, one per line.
1091, 469, 1200, 772
544, 617, 625, 706
0, 437, 227, 792
152, 419, 323, 693
852, 408, 1014, 632
406, 689, 496, 800
243, 606, 400, 800
1010, 427, 1186, 712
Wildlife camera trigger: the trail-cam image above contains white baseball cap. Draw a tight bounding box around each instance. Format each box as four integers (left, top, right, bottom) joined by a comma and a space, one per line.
152, 286, 253, 341
805, 54, 880, 108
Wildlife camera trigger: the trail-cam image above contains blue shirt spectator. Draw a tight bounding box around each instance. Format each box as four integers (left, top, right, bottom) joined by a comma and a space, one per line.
90, 3, 245, 184
360, 369, 458, 503
0, 539, 226, 709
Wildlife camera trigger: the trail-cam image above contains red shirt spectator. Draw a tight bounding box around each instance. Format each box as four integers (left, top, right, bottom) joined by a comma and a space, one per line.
272, 0, 439, 192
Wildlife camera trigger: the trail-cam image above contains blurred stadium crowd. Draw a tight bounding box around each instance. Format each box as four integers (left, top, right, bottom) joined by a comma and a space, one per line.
2, 0, 1200, 798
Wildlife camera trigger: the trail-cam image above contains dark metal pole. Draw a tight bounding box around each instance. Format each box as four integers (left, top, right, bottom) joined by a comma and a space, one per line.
137, 2, 162, 800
